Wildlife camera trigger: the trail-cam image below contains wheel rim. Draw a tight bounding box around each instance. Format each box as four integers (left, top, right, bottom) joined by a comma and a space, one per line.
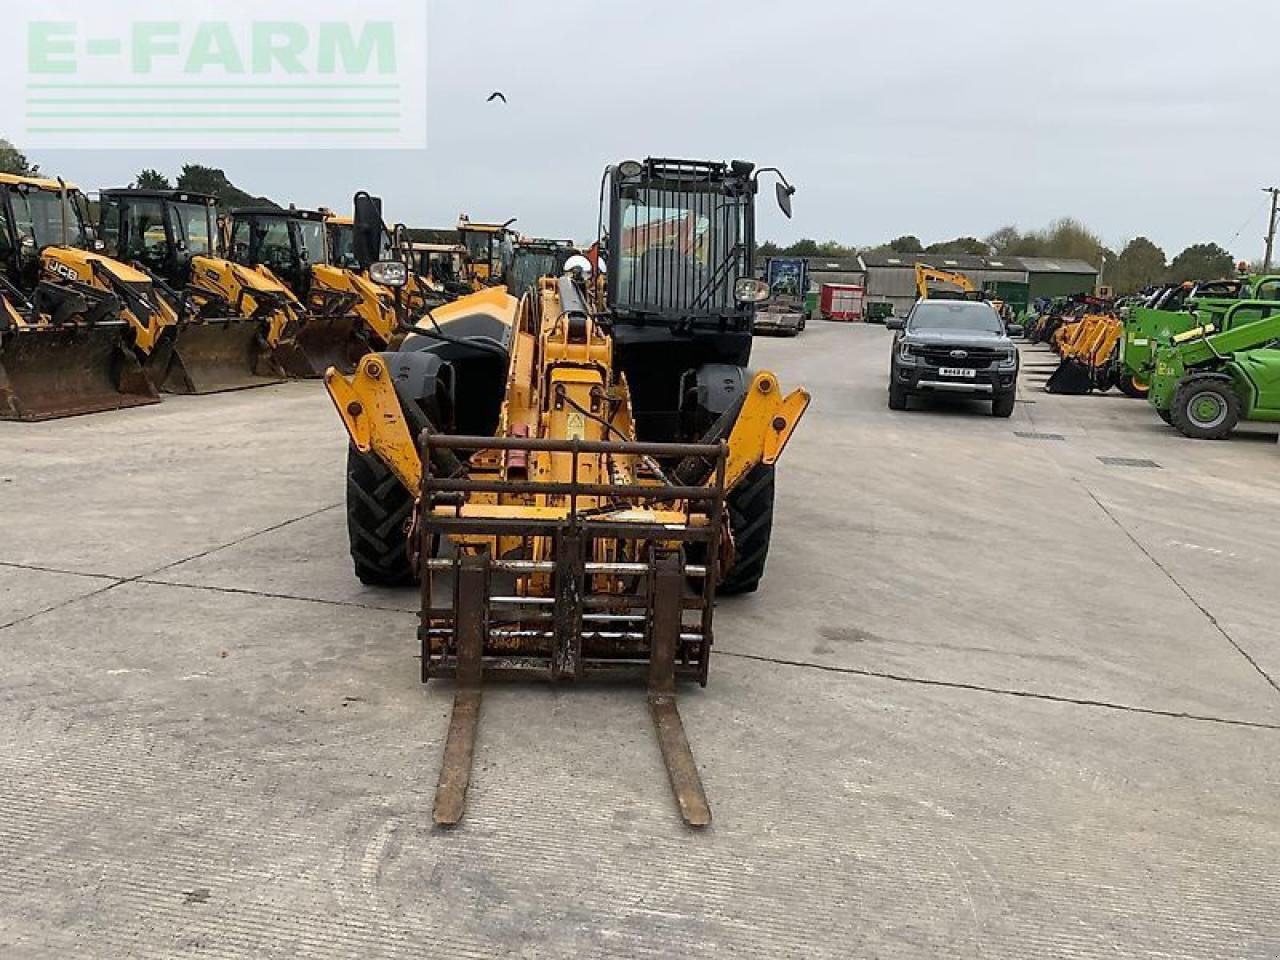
1187, 391, 1227, 429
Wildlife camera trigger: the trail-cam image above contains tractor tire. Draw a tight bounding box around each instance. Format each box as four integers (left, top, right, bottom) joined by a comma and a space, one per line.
1170, 377, 1240, 441
346, 445, 418, 586
1119, 375, 1150, 399
719, 463, 776, 595
888, 382, 908, 410
991, 393, 1016, 418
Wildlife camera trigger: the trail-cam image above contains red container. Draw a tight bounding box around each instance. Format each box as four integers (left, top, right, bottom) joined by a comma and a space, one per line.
820, 283, 865, 321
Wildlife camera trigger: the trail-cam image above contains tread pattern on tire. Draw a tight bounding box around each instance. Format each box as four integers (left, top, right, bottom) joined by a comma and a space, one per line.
346, 446, 417, 586
719, 463, 775, 595
1170, 376, 1240, 441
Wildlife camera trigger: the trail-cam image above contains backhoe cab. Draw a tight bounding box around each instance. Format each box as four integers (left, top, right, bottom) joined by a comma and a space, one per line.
323, 158, 807, 827
456, 215, 518, 289
97, 188, 303, 391
228, 206, 400, 374
0, 173, 167, 420
507, 237, 579, 299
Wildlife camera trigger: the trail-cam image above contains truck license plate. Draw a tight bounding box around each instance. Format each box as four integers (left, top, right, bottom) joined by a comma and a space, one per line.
939, 367, 976, 378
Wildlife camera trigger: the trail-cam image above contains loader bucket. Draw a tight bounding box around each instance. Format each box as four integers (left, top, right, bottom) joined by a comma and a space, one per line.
1044, 358, 1095, 395
0, 324, 160, 422
157, 319, 285, 395
289, 316, 368, 377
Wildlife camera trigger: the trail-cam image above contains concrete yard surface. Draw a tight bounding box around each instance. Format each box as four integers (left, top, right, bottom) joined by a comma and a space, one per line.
2, 322, 1278, 958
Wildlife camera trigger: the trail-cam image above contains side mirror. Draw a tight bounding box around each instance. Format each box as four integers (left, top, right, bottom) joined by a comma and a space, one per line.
776, 181, 794, 219
1006, 324, 1025, 337
885, 318, 905, 331
352, 191, 385, 270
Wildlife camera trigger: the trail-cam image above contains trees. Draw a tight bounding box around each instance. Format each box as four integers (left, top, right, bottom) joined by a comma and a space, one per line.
1167, 243, 1235, 283
1109, 237, 1167, 294
132, 169, 172, 190
174, 164, 276, 208
924, 236, 989, 256
888, 235, 923, 254
0, 138, 38, 176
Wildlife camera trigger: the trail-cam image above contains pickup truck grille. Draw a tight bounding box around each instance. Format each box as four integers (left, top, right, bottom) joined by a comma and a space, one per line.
917, 346, 1002, 367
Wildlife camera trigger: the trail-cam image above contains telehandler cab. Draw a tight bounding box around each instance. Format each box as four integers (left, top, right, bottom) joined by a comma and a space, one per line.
1119, 275, 1280, 399
324, 158, 808, 827
1148, 294, 1280, 438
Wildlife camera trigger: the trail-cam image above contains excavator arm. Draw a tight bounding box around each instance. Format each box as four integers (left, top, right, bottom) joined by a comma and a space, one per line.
915, 263, 977, 300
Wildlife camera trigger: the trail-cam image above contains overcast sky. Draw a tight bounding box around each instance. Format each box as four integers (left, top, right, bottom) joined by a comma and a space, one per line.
26, 0, 1280, 259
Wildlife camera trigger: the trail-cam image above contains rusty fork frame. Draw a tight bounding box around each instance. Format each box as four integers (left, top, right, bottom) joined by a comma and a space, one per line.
420, 433, 726, 829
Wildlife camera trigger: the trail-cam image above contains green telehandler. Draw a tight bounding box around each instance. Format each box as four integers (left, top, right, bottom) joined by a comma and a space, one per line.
1147, 297, 1280, 439
1121, 275, 1280, 400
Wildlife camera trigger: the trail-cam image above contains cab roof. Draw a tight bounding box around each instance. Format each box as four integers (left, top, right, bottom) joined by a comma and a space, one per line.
100, 187, 217, 205
232, 206, 323, 221
0, 172, 80, 192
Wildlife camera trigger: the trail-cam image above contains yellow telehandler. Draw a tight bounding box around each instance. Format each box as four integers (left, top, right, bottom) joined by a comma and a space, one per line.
0, 173, 179, 418
324, 158, 808, 827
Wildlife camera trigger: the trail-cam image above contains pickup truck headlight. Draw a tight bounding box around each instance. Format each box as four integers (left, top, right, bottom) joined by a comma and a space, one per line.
997, 350, 1018, 369
898, 342, 918, 364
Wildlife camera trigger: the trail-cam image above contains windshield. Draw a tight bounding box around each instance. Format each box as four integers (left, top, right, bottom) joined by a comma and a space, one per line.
170, 201, 213, 256
7, 186, 88, 252
232, 216, 293, 271
463, 231, 492, 264
330, 223, 358, 269
909, 302, 1004, 333
295, 220, 328, 265
120, 197, 169, 265
508, 251, 557, 299
615, 184, 748, 315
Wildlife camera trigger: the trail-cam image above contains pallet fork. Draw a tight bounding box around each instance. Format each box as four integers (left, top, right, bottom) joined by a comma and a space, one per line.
420, 434, 726, 828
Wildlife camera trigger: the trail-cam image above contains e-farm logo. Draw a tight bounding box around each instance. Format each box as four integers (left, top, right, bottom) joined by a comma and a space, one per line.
1, 1, 426, 149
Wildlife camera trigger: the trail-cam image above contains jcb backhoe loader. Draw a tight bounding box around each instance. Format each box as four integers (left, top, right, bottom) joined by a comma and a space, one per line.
457, 215, 518, 289
0, 277, 158, 421
97, 188, 309, 392
0, 173, 173, 418
227, 207, 399, 374
328, 208, 441, 323
325, 158, 808, 827
506, 237, 580, 299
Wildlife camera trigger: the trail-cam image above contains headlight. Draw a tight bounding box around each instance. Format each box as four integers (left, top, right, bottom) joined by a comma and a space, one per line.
898, 342, 918, 363
998, 350, 1018, 369
369, 260, 408, 288
734, 278, 769, 303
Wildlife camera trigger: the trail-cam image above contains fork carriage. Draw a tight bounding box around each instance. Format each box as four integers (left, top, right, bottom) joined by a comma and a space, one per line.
418, 433, 728, 827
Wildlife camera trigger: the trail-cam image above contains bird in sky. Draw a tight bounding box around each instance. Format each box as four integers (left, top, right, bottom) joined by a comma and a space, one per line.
486, 91, 507, 104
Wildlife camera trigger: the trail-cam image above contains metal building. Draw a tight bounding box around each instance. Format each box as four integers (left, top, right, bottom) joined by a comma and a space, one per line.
855, 252, 1098, 317
1017, 257, 1100, 301
857, 251, 1026, 317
